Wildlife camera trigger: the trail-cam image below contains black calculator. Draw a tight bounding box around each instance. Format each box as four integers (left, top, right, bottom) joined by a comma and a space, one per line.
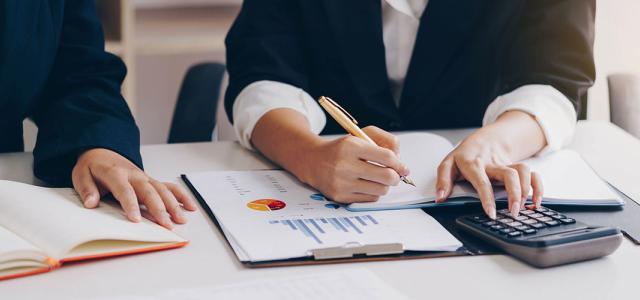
456, 206, 623, 267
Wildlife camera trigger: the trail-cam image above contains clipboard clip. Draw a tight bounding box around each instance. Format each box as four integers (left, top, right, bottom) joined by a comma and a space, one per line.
311, 242, 404, 260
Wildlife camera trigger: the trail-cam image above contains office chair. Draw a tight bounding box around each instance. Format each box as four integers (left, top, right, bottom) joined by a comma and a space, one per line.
608, 73, 640, 139
168, 62, 226, 143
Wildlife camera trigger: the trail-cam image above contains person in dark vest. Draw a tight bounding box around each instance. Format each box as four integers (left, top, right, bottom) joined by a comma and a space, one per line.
224, 0, 595, 218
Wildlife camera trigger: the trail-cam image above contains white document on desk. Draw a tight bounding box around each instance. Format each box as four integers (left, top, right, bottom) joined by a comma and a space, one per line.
185, 170, 462, 262
92, 269, 409, 300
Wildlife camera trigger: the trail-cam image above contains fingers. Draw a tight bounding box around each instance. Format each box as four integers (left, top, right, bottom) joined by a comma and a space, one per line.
356, 162, 401, 186
458, 160, 496, 219
355, 141, 409, 176
331, 192, 380, 204
131, 179, 173, 229
165, 182, 198, 211
531, 171, 544, 208
151, 180, 186, 224
435, 156, 458, 203
362, 126, 400, 154
510, 163, 531, 209
72, 166, 101, 208
99, 169, 142, 223
486, 166, 521, 217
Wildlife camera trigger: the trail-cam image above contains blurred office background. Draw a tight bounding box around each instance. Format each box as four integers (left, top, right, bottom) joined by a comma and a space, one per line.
22, 0, 640, 149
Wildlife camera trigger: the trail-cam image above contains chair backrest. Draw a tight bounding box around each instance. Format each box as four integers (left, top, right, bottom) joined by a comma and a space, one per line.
168, 62, 226, 144
608, 73, 640, 138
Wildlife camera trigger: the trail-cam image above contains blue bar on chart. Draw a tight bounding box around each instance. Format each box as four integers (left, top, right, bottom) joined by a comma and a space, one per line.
269, 215, 379, 244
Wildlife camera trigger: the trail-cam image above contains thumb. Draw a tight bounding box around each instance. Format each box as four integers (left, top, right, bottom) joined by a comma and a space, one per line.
362, 126, 400, 154
72, 165, 101, 208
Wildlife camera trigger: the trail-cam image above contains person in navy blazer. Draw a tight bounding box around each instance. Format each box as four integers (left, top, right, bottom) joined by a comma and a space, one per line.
225, 0, 596, 218
0, 1, 195, 228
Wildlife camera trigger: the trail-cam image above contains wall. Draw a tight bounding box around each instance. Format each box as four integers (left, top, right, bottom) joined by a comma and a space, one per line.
588, 0, 640, 120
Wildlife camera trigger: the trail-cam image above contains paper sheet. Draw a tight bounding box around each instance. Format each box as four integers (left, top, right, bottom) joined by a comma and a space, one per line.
91, 269, 409, 300
186, 169, 462, 262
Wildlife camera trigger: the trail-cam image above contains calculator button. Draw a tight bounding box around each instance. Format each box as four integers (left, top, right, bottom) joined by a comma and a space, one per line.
471, 216, 489, 223
523, 228, 537, 235
498, 218, 514, 224
530, 213, 544, 218
535, 207, 549, 213
515, 215, 529, 221
498, 209, 510, 215
545, 220, 561, 226
507, 221, 524, 227
515, 225, 530, 231
560, 218, 576, 224
483, 221, 498, 227
551, 214, 566, 220
500, 228, 515, 234
530, 223, 546, 229
523, 219, 538, 225
507, 231, 522, 238
520, 210, 535, 215
490, 225, 505, 231
537, 216, 553, 222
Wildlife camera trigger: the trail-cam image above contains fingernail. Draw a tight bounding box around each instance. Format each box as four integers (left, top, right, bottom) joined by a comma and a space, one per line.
511, 203, 520, 217
84, 193, 98, 207
489, 210, 497, 220
436, 189, 445, 202
131, 210, 142, 222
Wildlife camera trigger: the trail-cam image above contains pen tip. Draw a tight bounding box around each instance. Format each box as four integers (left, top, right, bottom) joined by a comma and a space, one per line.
402, 177, 416, 187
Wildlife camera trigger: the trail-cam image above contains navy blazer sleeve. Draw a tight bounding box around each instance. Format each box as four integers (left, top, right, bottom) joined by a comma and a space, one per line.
224, 0, 310, 124
502, 0, 596, 113
31, 0, 142, 186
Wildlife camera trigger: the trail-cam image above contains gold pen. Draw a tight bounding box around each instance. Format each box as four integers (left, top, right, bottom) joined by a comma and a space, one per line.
318, 96, 415, 187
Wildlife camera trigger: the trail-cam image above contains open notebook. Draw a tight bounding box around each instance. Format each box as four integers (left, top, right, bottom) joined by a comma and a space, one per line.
0, 180, 187, 281
347, 133, 624, 211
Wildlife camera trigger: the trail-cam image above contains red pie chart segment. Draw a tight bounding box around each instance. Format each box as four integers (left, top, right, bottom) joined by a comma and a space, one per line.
247, 199, 286, 211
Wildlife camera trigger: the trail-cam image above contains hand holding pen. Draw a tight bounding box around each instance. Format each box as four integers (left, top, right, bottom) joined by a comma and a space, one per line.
319, 96, 415, 187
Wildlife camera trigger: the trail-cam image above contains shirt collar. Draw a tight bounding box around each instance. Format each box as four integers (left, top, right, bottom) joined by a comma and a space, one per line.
384, 0, 428, 20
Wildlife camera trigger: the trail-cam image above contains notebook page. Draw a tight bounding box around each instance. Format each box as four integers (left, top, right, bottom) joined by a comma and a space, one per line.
522, 150, 620, 203
0, 180, 184, 259
0, 226, 47, 268
350, 132, 478, 209
375, 132, 456, 204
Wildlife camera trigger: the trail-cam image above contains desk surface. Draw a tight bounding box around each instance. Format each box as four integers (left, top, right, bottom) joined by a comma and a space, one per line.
1, 121, 638, 299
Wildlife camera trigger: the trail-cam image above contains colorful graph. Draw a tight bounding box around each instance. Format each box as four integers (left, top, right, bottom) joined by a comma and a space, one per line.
247, 199, 286, 211
309, 193, 326, 201
268, 215, 379, 244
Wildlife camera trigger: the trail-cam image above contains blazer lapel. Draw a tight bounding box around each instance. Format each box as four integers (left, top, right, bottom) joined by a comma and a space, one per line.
400, 0, 486, 119
322, 0, 398, 119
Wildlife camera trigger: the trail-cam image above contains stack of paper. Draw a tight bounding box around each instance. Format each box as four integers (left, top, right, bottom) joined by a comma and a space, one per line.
185, 170, 462, 262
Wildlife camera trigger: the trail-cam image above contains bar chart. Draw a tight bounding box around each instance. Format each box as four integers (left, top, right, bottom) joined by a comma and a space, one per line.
268, 215, 380, 244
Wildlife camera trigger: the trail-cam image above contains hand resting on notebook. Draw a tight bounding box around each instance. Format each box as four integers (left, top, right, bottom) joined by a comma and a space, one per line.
71, 148, 197, 229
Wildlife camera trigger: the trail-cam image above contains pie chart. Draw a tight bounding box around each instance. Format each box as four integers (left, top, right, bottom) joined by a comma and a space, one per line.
247, 199, 286, 211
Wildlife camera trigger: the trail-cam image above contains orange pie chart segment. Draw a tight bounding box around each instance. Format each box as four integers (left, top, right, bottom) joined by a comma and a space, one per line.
247, 199, 286, 211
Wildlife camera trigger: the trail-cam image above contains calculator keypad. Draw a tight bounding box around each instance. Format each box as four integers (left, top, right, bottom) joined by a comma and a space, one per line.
468, 207, 577, 239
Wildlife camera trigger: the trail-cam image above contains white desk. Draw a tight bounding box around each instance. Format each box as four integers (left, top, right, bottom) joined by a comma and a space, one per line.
1, 121, 638, 299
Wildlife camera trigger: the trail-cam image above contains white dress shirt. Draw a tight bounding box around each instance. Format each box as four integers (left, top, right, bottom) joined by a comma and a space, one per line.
232, 0, 577, 154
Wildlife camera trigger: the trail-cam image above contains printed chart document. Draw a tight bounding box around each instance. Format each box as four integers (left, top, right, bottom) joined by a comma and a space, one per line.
348, 133, 623, 211
184, 170, 462, 262
92, 269, 409, 300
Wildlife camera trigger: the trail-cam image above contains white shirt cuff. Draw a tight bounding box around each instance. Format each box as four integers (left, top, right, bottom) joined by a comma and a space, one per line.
482, 84, 577, 155
232, 80, 327, 150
